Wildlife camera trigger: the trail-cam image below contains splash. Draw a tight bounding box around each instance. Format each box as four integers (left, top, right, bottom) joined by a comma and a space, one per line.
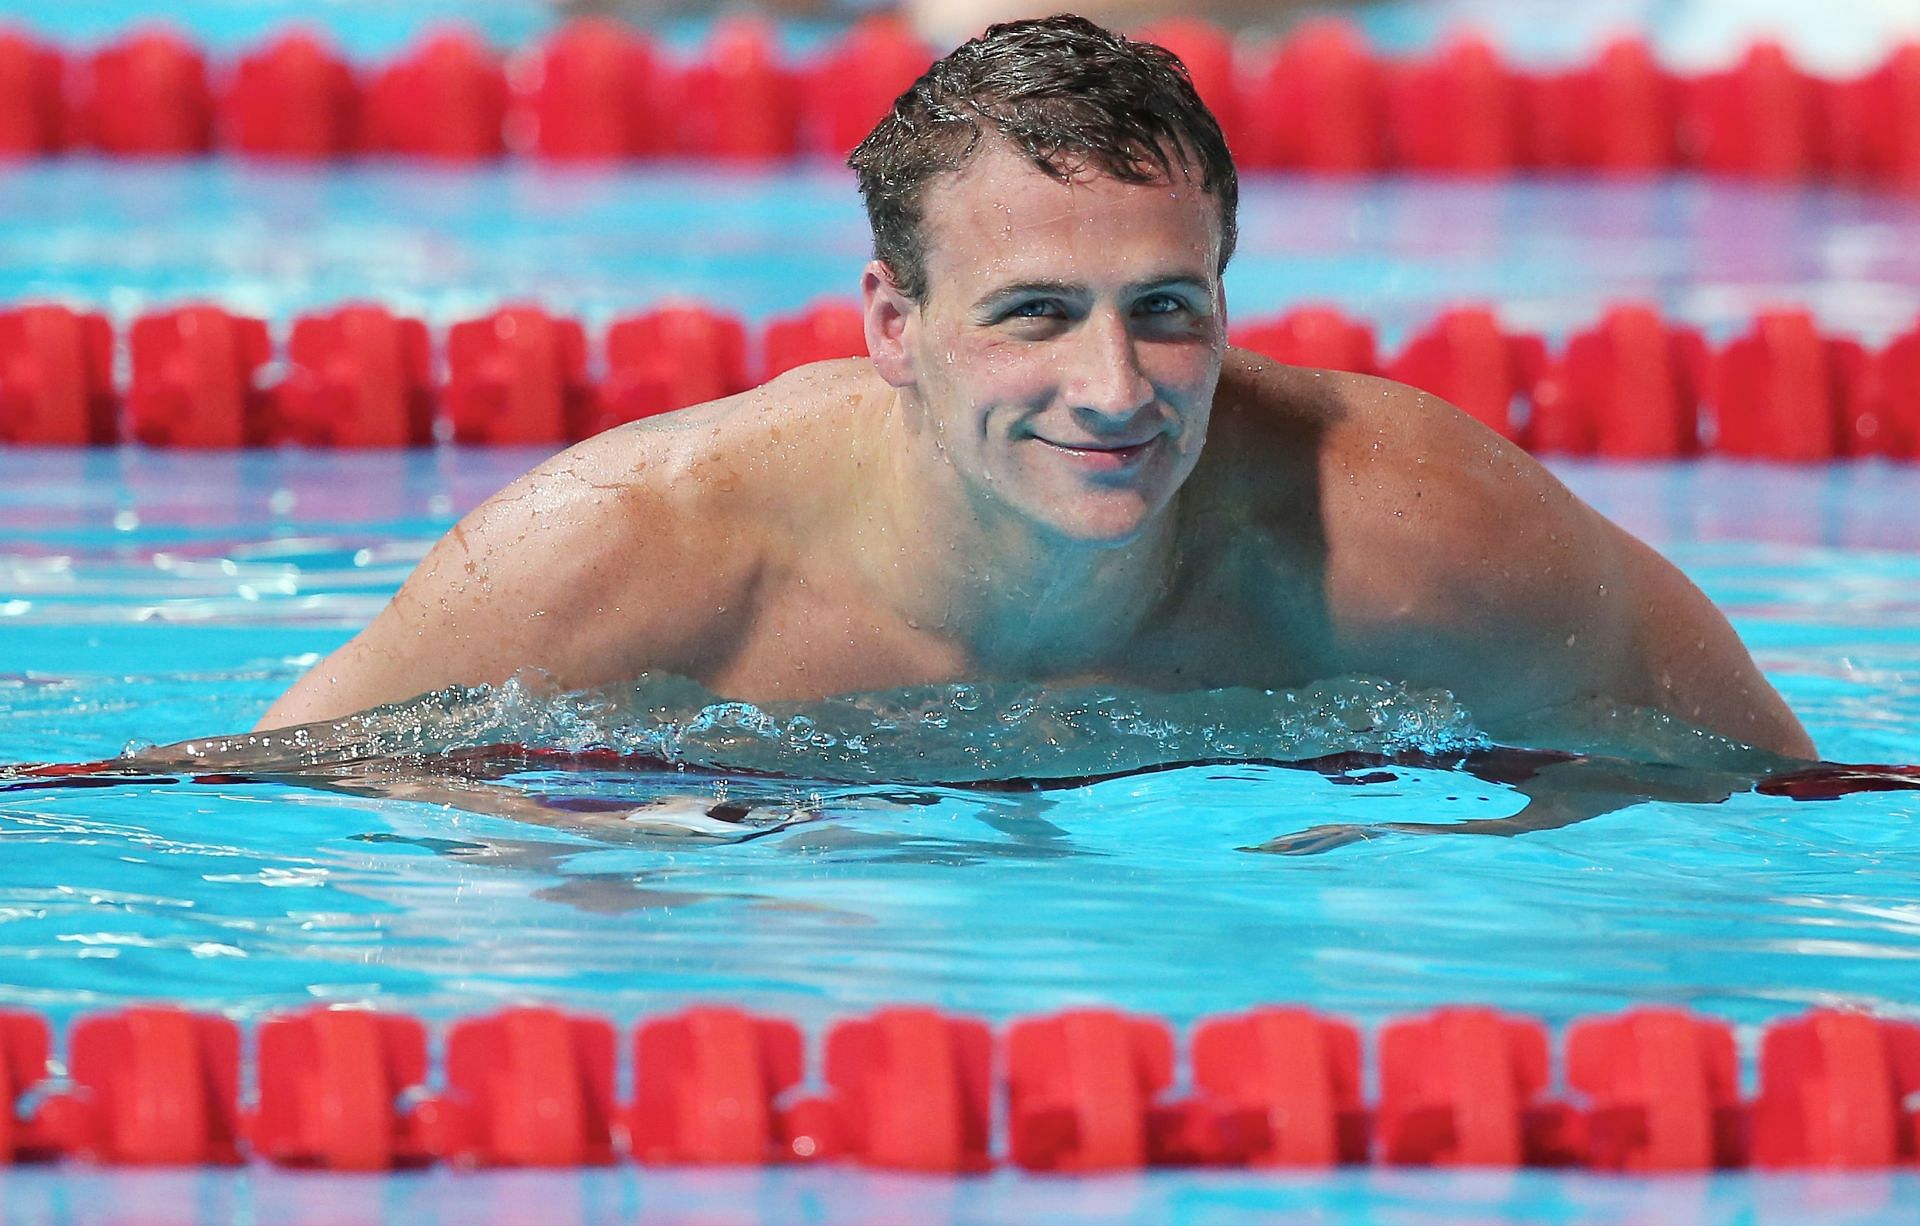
133, 672, 1494, 784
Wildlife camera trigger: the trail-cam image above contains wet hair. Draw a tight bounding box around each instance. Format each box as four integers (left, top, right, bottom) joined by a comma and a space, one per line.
848, 14, 1238, 303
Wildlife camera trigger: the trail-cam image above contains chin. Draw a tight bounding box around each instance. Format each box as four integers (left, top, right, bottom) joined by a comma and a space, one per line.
1030, 493, 1162, 547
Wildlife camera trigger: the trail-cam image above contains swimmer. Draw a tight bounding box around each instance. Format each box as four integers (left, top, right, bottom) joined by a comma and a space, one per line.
258, 15, 1815, 762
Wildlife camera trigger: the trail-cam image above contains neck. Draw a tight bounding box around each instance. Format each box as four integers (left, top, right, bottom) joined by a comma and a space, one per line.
848, 390, 1182, 677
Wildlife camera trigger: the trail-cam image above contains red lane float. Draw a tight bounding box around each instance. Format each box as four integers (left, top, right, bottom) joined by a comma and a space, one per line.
1531, 39, 1680, 173
1188, 1007, 1370, 1166
1006, 1008, 1174, 1172
1232, 306, 1380, 375
1709, 308, 1870, 460
251, 1008, 431, 1170
1865, 321, 1920, 459
0, 1012, 50, 1162
596, 304, 750, 432
0, 31, 67, 155
1137, 19, 1244, 153
1376, 1007, 1579, 1167
1387, 37, 1527, 173
1685, 42, 1829, 179
445, 306, 593, 445
275, 305, 435, 447
128, 306, 272, 448
1565, 1007, 1744, 1171
1386, 307, 1547, 440
0, 305, 117, 445
796, 1007, 993, 1171
521, 19, 666, 161
805, 17, 932, 157
1243, 20, 1386, 172
224, 32, 361, 158
1528, 305, 1707, 457
1859, 46, 1920, 188
1, 1003, 1919, 1172
365, 30, 507, 160
1752, 1011, 1920, 1168
81, 30, 214, 156
45, 1007, 242, 1165
427, 1008, 618, 1167
763, 301, 867, 380
672, 19, 801, 161
629, 1007, 802, 1164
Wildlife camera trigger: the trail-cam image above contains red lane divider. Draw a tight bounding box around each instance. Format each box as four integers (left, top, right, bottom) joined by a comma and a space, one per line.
3, 19, 1920, 185
445, 306, 595, 445
630, 1007, 802, 1165
0, 305, 116, 445
126, 306, 273, 448
1245, 19, 1387, 173
0, 30, 66, 154
434, 1008, 619, 1167
1383, 306, 1548, 441
804, 17, 932, 160
1565, 1007, 1744, 1171
276, 304, 435, 448
1186, 1006, 1369, 1166
1376, 1007, 1579, 1167
0, 1003, 1916, 1173
528, 20, 670, 162
251, 1008, 432, 1170
81, 30, 215, 157
1386, 36, 1528, 174
1533, 39, 1681, 173
1530, 306, 1708, 458
1, 298, 1918, 461
365, 30, 508, 161
672, 18, 800, 162
227, 32, 362, 159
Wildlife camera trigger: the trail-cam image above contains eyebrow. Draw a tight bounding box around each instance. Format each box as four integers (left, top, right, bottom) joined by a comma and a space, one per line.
971, 274, 1214, 315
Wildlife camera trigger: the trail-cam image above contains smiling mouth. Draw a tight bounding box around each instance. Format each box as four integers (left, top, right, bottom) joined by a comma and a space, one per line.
1032, 436, 1160, 468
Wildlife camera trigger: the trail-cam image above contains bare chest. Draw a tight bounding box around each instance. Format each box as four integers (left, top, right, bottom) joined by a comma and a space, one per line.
693, 537, 1332, 703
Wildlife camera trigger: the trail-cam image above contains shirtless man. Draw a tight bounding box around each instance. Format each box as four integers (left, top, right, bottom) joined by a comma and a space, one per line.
258, 15, 1815, 762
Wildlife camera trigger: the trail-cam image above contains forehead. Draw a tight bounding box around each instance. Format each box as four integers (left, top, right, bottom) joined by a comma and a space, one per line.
915, 140, 1220, 298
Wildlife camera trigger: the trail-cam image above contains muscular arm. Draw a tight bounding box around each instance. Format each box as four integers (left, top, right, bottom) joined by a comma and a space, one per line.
256, 422, 755, 730
1308, 371, 1815, 761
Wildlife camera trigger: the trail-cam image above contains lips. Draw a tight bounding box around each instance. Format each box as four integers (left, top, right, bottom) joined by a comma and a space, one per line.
1031, 435, 1160, 470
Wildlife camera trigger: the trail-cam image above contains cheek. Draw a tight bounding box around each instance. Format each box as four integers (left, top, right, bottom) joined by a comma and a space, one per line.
944, 339, 1059, 408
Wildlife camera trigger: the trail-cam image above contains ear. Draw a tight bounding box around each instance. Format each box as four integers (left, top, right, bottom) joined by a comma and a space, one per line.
861, 260, 917, 389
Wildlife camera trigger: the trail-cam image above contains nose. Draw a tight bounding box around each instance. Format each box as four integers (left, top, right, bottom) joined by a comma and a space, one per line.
1063, 310, 1154, 423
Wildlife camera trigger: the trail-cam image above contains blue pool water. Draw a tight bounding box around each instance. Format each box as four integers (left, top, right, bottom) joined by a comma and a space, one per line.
3, 2, 1920, 1222
1, 454, 1918, 1225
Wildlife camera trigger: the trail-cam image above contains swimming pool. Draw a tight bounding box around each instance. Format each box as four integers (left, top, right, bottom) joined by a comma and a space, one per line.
3, 5, 1920, 1224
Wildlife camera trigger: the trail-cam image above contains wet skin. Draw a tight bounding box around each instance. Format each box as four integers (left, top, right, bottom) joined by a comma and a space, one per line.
258, 142, 1815, 761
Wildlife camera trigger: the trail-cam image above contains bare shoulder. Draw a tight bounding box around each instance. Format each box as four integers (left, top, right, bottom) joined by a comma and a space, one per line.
1207, 349, 1594, 562
1211, 352, 1810, 754
1239, 355, 1609, 615
1210, 350, 1634, 713
257, 359, 882, 726
411, 357, 886, 678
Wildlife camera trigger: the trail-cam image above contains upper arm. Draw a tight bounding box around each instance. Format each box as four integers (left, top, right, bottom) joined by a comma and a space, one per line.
1318, 376, 1814, 759
256, 433, 751, 731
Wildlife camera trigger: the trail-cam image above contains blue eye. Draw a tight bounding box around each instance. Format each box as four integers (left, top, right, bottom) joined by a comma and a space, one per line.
1007, 300, 1059, 320
1138, 293, 1188, 315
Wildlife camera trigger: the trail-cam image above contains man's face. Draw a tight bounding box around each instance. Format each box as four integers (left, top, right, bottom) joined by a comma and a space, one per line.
883, 140, 1227, 545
